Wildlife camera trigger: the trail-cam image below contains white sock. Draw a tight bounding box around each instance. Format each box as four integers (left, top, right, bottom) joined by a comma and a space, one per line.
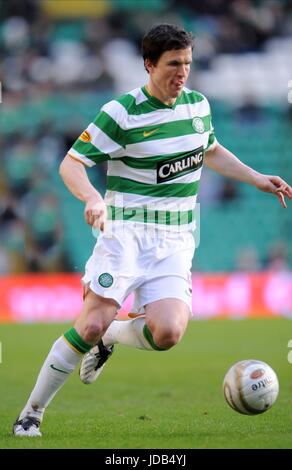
102, 317, 154, 351
19, 336, 81, 422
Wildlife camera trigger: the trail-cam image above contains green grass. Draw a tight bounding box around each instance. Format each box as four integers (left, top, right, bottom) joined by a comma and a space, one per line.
0, 319, 292, 449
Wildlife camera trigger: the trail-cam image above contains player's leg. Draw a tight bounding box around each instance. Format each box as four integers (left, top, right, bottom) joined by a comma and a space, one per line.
80, 230, 194, 383
13, 290, 117, 436
103, 298, 189, 350
138, 232, 193, 350
144, 298, 190, 350
80, 296, 190, 381
100, 270, 192, 351
74, 289, 118, 342
80, 296, 191, 384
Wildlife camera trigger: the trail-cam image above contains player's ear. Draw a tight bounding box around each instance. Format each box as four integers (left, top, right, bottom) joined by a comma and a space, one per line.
145, 58, 154, 74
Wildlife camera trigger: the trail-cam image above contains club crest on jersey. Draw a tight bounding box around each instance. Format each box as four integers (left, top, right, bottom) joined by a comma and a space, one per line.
192, 117, 205, 134
157, 146, 204, 183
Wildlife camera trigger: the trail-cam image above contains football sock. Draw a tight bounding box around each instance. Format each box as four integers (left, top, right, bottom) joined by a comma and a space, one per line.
19, 329, 91, 422
102, 317, 165, 351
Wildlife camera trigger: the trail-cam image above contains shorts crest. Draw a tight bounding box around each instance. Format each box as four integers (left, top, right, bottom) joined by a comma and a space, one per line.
98, 273, 113, 288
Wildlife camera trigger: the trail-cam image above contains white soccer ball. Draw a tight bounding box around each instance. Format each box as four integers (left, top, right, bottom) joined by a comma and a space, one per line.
223, 360, 279, 415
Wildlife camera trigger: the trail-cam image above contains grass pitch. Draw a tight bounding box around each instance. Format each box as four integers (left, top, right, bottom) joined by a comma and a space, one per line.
0, 319, 292, 449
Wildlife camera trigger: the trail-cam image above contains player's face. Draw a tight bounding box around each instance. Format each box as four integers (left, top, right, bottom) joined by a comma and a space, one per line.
146, 47, 192, 105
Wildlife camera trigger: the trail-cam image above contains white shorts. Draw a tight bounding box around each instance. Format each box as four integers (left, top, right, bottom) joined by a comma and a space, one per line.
82, 223, 195, 313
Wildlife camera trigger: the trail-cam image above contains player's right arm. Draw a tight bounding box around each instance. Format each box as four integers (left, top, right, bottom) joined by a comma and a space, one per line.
59, 154, 107, 231
60, 99, 126, 230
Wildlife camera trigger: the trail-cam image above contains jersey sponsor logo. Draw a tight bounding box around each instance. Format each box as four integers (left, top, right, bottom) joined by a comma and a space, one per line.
79, 130, 91, 143
192, 117, 205, 134
143, 128, 160, 138
157, 146, 204, 183
98, 273, 113, 288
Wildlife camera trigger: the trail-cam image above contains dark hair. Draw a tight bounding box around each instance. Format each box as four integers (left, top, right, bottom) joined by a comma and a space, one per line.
142, 23, 193, 71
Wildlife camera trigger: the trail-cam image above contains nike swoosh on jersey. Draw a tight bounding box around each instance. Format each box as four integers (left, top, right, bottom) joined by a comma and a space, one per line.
50, 364, 69, 374
143, 128, 160, 138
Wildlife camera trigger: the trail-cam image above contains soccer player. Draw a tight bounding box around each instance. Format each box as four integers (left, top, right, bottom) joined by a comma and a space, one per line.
13, 24, 292, 436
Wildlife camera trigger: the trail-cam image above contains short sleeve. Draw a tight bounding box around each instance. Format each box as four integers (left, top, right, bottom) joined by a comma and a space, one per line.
67, 101, 126, 167
205, 107, 217, 152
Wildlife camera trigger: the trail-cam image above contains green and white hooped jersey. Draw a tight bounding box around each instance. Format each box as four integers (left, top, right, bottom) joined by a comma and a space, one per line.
68, 86, 217, 231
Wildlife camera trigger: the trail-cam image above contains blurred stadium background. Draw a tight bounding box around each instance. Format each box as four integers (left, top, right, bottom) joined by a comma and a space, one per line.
0, 0, 291, 322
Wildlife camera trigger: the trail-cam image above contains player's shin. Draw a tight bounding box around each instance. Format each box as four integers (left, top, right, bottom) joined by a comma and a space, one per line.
18, 329, 91, 422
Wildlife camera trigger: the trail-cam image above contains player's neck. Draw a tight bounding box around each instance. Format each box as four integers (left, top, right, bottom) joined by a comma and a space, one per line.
145, 83, 176, 106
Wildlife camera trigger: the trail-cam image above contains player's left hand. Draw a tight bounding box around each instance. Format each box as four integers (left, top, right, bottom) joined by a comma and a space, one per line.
254, 174, 292, 208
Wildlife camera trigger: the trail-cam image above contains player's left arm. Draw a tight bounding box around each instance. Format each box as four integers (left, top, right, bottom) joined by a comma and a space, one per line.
204, 141, 292, 208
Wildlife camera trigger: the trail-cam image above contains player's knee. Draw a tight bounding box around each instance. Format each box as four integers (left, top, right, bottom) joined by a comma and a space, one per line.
82, 322, 102, 343
154, 325, 183, 350
76, 292, 117, 344
82, 318, 108, 344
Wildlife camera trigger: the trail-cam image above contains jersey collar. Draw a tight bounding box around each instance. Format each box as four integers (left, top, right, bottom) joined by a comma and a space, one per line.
142, 85, 181, 110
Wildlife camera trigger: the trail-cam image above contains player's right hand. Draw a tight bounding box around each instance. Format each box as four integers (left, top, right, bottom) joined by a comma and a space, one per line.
84, 198, 107, 231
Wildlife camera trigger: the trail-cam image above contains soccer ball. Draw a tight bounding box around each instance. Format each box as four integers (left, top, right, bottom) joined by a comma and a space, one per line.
223, 360, 279, 415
